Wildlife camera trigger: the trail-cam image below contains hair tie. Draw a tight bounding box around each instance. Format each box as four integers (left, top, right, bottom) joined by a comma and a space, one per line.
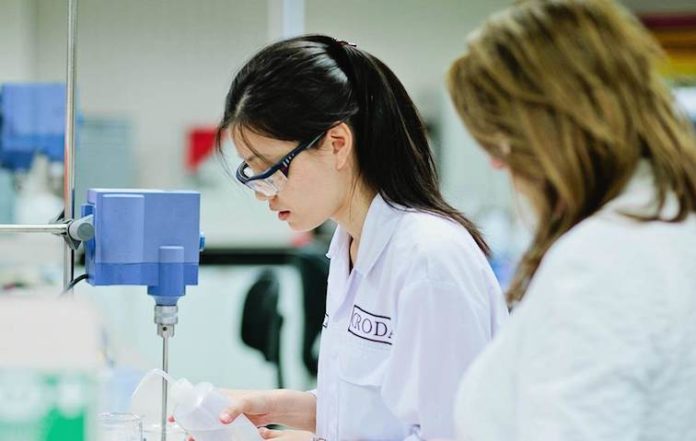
337, 40, 357, 48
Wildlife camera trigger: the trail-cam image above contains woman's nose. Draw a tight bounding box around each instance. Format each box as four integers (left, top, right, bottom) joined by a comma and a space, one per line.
256, 191, 278, 202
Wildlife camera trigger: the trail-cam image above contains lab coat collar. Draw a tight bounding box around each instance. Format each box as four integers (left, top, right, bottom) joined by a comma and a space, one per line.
326, 225, 348, 260
601, 160, 679, 219
326, 194, 405, 276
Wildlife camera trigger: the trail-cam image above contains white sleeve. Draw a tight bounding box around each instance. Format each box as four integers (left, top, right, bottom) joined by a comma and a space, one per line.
381, 277, 497, 440
514, 251, 658, 441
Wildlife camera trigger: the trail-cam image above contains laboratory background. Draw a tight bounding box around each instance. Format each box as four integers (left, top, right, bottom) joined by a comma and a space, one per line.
0, 0, 694, 440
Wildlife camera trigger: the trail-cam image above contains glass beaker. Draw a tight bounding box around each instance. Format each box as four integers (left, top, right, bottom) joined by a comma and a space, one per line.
98, 412, 143, 441
142, 423, 187, 441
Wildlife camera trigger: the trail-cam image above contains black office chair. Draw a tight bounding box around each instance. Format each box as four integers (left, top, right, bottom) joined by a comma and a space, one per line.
291, 249, 329, 377
240, 268, 284, 388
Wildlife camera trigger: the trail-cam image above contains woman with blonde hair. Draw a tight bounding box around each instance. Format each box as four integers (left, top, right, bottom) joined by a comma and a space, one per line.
447, 0, 696, 440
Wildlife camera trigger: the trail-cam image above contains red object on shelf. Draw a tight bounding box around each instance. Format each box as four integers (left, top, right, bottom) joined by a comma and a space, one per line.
186, 127, 217, 173
641, 13, 696, 30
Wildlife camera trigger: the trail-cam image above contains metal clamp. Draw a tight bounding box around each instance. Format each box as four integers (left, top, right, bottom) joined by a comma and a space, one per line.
154, 305, 178, 338
51, 210, 95, 250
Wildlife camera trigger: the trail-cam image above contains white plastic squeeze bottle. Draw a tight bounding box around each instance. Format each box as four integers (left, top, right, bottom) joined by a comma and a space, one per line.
170, 378, 262, 441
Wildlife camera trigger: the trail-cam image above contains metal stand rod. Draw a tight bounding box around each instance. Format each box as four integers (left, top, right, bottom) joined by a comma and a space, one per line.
63, 0, 78, 292
161, 335, 169, 441
0, 224, 68, 234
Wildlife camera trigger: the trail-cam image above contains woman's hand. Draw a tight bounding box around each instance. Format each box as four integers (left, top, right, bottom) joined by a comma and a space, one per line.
218, 389, 277, 427
258, 428, 315, 440
220, 389, 317, 431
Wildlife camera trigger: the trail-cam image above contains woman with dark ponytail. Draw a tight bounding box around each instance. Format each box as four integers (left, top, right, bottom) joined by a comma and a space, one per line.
213, 35, 508, 441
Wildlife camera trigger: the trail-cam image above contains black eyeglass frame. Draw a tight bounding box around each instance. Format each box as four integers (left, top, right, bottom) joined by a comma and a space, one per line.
235, 131, 326, 188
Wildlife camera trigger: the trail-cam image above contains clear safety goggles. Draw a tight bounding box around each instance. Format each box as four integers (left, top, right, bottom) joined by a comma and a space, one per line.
235, 131, 325, 197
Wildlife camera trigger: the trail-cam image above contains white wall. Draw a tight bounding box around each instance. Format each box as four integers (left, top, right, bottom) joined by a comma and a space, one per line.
305, 0, 511, 117
34, 0, 268, 188
30, 0, 299, 247
0, 0, 36, 83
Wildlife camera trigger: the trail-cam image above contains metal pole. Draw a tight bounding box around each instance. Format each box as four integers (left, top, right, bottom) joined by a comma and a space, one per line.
161, 336, 169, 441
63, 0, 78, 291
0, 224, 68, 234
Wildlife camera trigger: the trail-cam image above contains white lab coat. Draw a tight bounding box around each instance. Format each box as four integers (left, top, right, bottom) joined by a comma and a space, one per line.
315, 195, 508, 441
455, 161, 696, 441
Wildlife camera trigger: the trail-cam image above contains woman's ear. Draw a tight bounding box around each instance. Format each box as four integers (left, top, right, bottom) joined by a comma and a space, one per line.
490, 156, 507, 170
326, 122, 353, 170
490, 137, 510, 170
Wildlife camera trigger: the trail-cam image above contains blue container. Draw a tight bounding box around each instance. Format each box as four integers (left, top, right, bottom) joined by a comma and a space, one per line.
0, 83, 67, 171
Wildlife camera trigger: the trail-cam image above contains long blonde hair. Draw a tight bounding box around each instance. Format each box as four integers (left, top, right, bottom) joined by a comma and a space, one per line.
447, 0, 696, 304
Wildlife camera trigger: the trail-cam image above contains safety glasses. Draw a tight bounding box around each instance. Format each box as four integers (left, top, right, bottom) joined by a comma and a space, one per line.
235, 131, 326, 197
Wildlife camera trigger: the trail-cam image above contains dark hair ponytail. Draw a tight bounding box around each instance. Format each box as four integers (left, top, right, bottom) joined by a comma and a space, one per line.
217, 34, 489, 255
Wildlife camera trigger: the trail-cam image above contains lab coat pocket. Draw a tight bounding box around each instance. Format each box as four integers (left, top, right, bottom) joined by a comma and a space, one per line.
337, 343, 390, 386
336, 343, 406, 439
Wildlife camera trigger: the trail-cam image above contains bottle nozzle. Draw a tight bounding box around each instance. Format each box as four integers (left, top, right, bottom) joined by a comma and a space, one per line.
171, 378, 195, 404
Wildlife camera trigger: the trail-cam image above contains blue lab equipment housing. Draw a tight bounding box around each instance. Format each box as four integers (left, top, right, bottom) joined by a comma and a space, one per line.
82, 189, 204, 306
0, 83, 67, 171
